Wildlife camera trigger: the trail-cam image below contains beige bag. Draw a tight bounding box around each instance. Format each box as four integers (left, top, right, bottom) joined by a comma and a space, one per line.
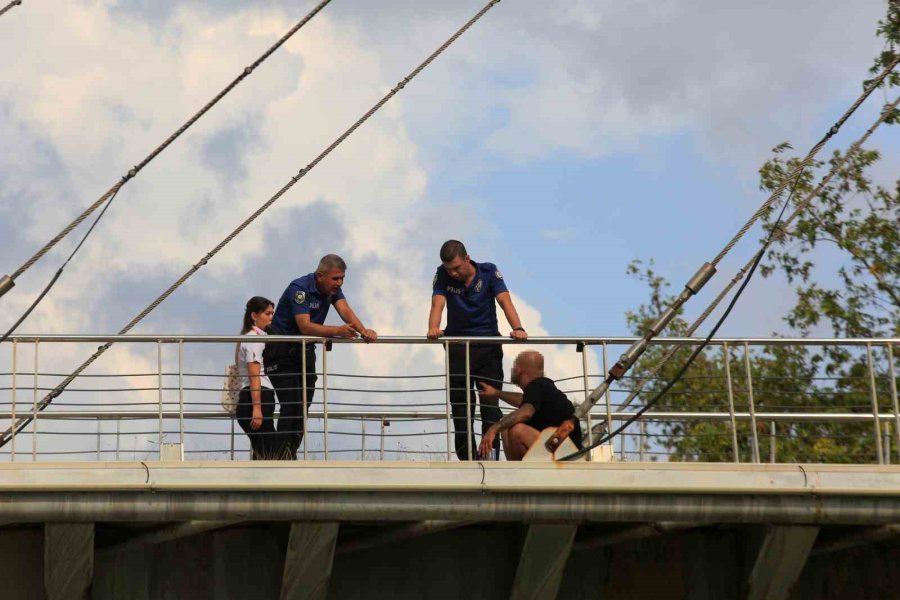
221, 343, 241, 415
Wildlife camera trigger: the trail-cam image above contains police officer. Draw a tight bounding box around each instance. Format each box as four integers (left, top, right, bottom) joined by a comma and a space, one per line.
269, 254, 377, 459
427, 240, 527, 461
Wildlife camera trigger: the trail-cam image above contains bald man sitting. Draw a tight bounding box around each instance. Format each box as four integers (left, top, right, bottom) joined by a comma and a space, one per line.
477, 350, 583, 460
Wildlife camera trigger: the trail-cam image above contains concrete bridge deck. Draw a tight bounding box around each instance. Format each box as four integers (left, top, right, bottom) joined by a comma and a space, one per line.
1, 461, 899, 599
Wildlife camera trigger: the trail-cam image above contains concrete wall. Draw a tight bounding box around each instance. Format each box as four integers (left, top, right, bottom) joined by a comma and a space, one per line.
1, 523, 899, 599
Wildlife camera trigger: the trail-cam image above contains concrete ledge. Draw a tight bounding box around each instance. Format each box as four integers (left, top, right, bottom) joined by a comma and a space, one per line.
0, 461, 897, 496
1, 490, 900, 524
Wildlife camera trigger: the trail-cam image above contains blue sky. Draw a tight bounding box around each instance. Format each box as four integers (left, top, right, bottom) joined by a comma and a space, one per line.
0, 0, 895, 392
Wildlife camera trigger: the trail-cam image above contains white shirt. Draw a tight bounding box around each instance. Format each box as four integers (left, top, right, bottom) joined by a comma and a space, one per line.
238, 326, 273, 390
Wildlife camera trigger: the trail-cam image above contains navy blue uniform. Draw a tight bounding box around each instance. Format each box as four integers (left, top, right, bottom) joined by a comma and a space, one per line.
269, 273, 346, 459
433, 261, 508, 460
273, 273, 345, 333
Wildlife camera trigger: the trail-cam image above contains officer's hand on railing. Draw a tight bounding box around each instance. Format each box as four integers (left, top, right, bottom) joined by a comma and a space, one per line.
476, 381, 499, 401
426, 327, 444, 339
361, 328, 378, 343
335, 324, 358, 339
509, 328, 528, 340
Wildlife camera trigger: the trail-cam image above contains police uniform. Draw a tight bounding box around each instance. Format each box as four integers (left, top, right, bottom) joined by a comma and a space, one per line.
269, 273, 346, 458
433, 260, 507, 461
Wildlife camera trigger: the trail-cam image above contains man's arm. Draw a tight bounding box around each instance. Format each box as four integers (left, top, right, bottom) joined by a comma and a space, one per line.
477, 381, 523, 407
333, 298, 377, 342
496, 291, 527, 340
294, 314, 356, 339
427, 294, 446, 339
479, 404, 535, 458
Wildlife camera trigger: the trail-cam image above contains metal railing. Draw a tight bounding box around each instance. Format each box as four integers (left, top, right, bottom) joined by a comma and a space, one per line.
0, 335, 897, 463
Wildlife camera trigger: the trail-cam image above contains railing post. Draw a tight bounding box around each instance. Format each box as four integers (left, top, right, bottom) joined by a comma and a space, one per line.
867, 342, 884, 464
444, 341, 452, 461
96, 417, 101, 460
380, 416, 386, 460
178, 340, 185, 448
321, 339, 329, 460
770, 421, 776, 463
889, 344, 900, 463
361, 417, 366, 461
602, 342, 613, 453
10, 338, 16, 461
230, 417, 235, 461
580, 342, 593, 461
884, 421, 891, 465
465, 340, 472, 461
302, 339, 308, 461
639, 418, 646, 462
32, 340, 38, 462
723, 342, 740, 463
742, 342, 761, 463
116, 419, 120, 461
157, 339, 163, 460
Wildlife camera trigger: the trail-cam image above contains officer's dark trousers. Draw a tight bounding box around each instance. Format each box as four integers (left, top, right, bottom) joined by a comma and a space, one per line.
269, 348, 317, 460
235, 387, 278, 459
448, 343, 503, 461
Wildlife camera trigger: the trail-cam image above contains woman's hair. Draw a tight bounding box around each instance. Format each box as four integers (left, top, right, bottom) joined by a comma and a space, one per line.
242, 296, 274, 334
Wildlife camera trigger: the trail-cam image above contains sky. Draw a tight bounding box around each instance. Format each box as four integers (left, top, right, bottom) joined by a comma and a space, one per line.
0, 0, 895, 459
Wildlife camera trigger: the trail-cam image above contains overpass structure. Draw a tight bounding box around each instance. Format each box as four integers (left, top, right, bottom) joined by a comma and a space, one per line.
0, 334, 898, 599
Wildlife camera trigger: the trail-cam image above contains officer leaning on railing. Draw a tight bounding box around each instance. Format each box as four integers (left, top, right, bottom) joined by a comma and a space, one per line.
264, 254, 377, 460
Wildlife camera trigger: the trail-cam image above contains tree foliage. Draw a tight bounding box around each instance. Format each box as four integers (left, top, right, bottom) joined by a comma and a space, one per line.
623, 4, 899, 463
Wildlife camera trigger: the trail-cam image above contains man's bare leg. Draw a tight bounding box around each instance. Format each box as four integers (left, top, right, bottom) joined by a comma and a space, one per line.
505, 423, 541, 460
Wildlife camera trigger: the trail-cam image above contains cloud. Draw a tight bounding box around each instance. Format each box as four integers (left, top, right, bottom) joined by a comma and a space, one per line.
0, 0, 891, 459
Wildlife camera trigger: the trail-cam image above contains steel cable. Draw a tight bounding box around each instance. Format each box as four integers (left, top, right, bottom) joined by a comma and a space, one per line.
0, 0, 21, 19
2, 0, 333, 286
0, 0, 503, 448
615, 95, 900, 415
710, 54, 900, 267
563, 82, 900, 461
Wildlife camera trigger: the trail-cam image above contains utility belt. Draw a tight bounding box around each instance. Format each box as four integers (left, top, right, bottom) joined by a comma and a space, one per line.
263, 325, 316, 374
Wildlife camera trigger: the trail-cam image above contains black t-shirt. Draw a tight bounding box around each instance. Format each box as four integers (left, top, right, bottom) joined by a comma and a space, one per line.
522, 377, 583, 448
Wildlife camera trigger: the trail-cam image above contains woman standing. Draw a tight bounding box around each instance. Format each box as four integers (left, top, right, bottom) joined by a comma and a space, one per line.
236, 296, 279, 459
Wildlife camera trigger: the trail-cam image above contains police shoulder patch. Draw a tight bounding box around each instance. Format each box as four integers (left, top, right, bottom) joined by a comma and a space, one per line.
293, 290, 306, 305
495, 270, 503, 280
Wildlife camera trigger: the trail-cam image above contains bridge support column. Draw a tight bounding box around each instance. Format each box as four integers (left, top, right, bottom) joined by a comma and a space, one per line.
281, 522, 339, 600
44, 523, 94, 600
511, 523, 577, 600
745, 525, 818, 600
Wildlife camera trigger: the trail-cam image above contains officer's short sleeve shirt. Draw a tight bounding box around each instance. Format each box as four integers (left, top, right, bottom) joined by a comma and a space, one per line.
273, 273, 345, 335
433, 261, 508, 336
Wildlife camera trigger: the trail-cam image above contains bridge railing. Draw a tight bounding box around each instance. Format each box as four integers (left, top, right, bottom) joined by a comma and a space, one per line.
0, 335, 897, 463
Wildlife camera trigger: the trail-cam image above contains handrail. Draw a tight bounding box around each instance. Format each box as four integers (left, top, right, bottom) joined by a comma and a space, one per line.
4, 334, 899, 345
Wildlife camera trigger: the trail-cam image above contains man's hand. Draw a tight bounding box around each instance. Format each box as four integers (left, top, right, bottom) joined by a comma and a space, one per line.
479, 427, 498, 459
509, 329, 528, 341
250, 406, 263, 431
477, 381, 499, 401
334, 324, 358, 339
360, 328, 378, 343
427, 327, 444, 339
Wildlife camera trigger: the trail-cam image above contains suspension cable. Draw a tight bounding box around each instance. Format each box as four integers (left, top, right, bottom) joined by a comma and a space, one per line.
0, 0, 22, 19
0, 186, 123, 346
0, 0, 503, 449
613, 94, 900, 415
0, 0, 333, 302
562, 95, 900, 461
573, 54, 900, 424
